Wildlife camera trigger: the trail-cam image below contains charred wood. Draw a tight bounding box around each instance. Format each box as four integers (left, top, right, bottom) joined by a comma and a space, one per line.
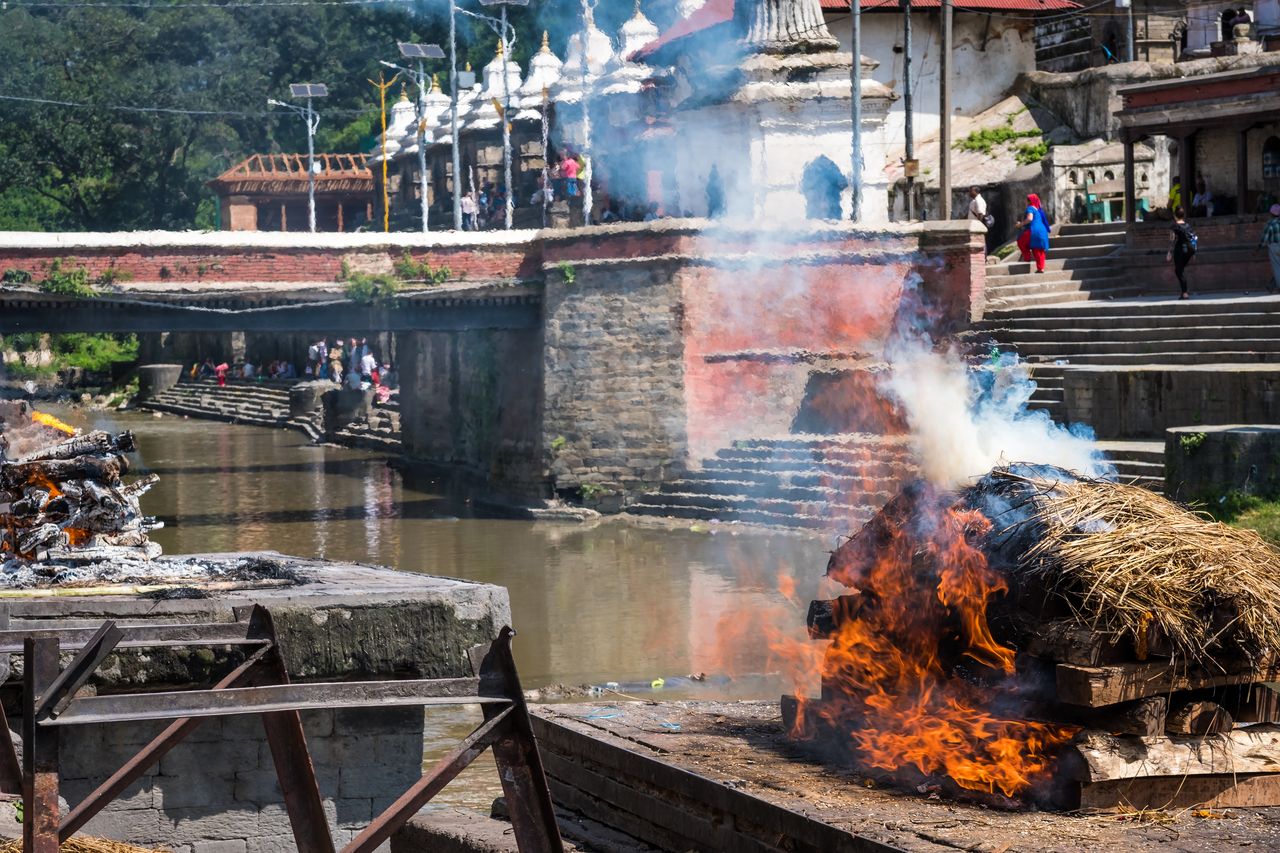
1167, 701, 1234, 735
15, 431, 134, 463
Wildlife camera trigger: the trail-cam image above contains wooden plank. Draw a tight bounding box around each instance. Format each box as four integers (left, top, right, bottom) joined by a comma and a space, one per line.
1167, 701, 1233, 735
1068, 724, 1280, 782
1056, 660, 1280, 707
1079, 773, 1280, 812
532, 712, 903, 853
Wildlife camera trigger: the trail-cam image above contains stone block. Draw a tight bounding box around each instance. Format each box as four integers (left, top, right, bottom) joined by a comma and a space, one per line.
62, 776, 154, 812
136, 364, 185, 400
193, 841, 249, 853
1166, 425, 1280, 501
159, 739, 259, 778
290, 381, 338, 418
163, 804, 259, 845
155, 772, 238, 811
246, 835, 297, 853
232, 770, 281, 805
81, 807, 164, 846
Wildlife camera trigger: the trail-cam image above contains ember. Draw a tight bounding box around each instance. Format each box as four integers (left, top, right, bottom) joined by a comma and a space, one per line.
785, 464, 1280, 810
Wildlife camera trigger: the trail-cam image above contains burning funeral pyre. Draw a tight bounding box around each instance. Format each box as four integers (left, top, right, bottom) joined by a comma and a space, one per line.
788, 463, 1280, 811
0, 400, 161, 564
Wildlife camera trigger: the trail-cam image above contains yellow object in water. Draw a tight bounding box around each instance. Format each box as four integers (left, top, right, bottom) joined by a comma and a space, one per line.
651, 678, 665, 690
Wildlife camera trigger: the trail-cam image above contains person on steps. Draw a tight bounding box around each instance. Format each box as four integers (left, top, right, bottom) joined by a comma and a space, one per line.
1021, 194, 1051, 273
1167, 206, 1197, 299
1259, 204, 1280, 294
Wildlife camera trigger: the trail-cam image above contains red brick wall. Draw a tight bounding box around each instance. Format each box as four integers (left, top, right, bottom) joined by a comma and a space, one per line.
0, 244, 538, 285
1125, 216, 1275, 294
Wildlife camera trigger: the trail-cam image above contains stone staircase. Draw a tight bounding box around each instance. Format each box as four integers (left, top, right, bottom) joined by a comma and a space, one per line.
333, 396, 402, 452
627, 435, 918, 531
139, 379, 403, 453
983, 222, 1137, 311
981, 295, 1280, 493
139, 379, 292, 428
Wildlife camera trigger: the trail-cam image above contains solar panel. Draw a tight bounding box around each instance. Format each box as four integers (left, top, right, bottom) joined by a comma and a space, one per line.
289, 83, 329, 98
398, 42, 446, 59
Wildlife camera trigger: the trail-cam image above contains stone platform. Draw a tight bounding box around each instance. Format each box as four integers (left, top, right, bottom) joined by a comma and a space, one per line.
2, 552, 510, 853
398, 701, 1280, 852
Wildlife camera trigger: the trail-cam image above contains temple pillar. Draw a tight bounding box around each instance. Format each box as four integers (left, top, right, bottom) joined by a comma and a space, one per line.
1123, 134, 1137, 226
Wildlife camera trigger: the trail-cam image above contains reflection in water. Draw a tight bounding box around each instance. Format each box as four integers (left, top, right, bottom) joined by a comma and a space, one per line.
58, 408, 836, 805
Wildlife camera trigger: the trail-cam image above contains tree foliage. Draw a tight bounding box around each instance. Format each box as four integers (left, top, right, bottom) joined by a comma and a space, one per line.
0, 0, 650, 231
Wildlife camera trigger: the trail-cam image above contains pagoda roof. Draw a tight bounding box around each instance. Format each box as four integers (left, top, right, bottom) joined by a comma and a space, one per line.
208, 153, 373, 197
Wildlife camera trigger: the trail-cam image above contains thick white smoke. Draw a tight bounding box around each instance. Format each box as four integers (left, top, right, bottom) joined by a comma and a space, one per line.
883, 340, 1111, 487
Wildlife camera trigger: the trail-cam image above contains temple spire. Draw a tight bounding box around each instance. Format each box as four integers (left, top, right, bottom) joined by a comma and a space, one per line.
734, 0, 838, 53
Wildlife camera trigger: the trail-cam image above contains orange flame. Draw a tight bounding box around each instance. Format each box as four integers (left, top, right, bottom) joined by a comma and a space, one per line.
783, 499, 1076, 801
31, 410, 77, 436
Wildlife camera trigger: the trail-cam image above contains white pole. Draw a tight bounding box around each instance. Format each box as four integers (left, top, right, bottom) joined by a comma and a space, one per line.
501, 4, 514, 230
418, 60, 430, 233
306, 97, 317, 233
580, 0, 594, 227
850, 0, 862, 222
450, 0, 463, 230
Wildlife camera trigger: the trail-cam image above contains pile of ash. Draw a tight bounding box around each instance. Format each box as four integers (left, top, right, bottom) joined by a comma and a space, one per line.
0, 553, 301, 594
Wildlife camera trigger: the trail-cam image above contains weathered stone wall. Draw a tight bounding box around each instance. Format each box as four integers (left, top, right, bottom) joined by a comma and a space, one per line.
1165, 424, 1280, 501
398, 326, 545, 498
1063, 365, 1280, 439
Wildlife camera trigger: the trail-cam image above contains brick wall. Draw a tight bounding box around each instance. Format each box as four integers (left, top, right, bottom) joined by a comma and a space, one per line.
1124, 216, 1275, 293
0, 239, 537, 287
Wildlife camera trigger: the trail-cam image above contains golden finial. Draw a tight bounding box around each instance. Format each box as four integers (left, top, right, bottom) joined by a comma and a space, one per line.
541, 30, 550, 52
496, 38, 504, 57
430, 74, 442, 94
465, 61, 472, 72
397, 82, 409, 101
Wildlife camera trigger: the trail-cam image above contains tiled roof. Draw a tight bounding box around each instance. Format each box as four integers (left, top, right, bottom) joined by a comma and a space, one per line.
209, 153, 373, 196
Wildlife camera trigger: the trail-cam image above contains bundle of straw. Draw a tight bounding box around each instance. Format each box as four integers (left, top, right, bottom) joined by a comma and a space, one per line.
996, 469, 1280, 662
0, 839, 167, 853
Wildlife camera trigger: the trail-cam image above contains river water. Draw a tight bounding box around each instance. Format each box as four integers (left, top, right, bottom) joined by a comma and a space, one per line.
57, 407, 838, 805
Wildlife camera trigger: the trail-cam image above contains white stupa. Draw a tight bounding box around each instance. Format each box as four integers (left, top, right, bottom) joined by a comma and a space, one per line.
600, 1, 660, 98
469, 39, 524, 132
514, 31, 565, 121
675, 0, 707, 17
550, 8, 614, 105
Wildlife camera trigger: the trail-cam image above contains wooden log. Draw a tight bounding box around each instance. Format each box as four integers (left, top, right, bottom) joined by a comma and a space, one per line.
1225, 683, 1280, 724
1056, 659, 1280, 707
1017, 618, 1131, 666
0, 455, 128, 489
1067, 724, 1280, 783
1078, 773, 1280, 812
1063, 696, 1168, 738
1167, 701, 1234, 735
15, 430, 134, 463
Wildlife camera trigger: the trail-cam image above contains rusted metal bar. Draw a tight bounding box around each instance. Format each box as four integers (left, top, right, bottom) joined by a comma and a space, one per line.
342, 706, 514, 853
47, 677, 494, 725
33, 621, 122, 720
257, 611, 336, 853
479, 627, 563, 853
59, 646, 273, 840
0, 619, 270, 654
23, 637, 60, 853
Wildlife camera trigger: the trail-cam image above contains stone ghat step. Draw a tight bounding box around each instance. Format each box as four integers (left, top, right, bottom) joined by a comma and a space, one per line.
998, 325, 1280, 344
1045, 233, 1127, 250
1011, 337, 1280, 356
1100, 441, 1165, 464
138, 400, 289, 429
979, 311, 1280, 333
680, 469, 907, 490
659, 478, 898, 504
161, 387, 292, 405
1022, 350, 1280, 365
986, 287, 1145, 310
148, 390, 289, 412
984, 265, 1126, 287
986, 255, 1119, 277
702, 458, 911, 479
984, 274, 1132, 297
1057, 221, 1129, 237
627, 501, 877, 530
985, 297, 1280, 322
711, 444, 914, 464
725, 435, 913, 451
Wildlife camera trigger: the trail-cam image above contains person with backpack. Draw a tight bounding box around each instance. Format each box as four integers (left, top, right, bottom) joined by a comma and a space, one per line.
1258, 203, 1280, 294
1167, 205, 1197, 299
1020, 194, 1051, 273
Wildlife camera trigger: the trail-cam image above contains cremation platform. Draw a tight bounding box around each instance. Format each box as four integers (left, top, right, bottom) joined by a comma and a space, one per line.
520, 701, 1280, 853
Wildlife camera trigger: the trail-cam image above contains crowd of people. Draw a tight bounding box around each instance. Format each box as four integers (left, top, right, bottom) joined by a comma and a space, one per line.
190, 337, 399, 402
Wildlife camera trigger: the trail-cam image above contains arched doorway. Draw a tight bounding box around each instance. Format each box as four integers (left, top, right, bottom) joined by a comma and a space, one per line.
800, 156, 847, 220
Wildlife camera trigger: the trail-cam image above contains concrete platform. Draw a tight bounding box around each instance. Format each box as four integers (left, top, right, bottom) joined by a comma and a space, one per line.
510, 701, 1280, 853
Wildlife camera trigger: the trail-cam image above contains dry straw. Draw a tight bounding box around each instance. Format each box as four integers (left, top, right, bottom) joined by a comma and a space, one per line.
995, 469, 1280, 663
0, 840, 167, 853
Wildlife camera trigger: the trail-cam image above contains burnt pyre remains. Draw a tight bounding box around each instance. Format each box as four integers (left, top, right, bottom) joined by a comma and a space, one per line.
786, 464, 1280, 811
1, 401, 162, 564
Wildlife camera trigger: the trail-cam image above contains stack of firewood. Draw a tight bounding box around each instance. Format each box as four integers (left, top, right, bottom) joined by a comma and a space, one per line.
792, 464, 1280, 811
0, 428, 161, 562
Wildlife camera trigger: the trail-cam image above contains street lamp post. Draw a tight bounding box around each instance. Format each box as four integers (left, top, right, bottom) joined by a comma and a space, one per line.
480, 0, 528, 231
386, 43, 445, 233
269, 83, 328, 233
449, 0, 463, 230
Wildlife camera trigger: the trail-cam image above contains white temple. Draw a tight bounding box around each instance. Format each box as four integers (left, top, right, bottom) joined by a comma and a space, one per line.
372, 0, 899, 227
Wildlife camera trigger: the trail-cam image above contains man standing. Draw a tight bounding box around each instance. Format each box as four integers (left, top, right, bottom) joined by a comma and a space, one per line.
1259, 203, 1280, 293
968, 186, 992, 252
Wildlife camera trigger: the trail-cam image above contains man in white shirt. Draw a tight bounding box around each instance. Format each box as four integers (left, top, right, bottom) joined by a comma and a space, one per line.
360, 351, 377, 379
968, 186, 988, 226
